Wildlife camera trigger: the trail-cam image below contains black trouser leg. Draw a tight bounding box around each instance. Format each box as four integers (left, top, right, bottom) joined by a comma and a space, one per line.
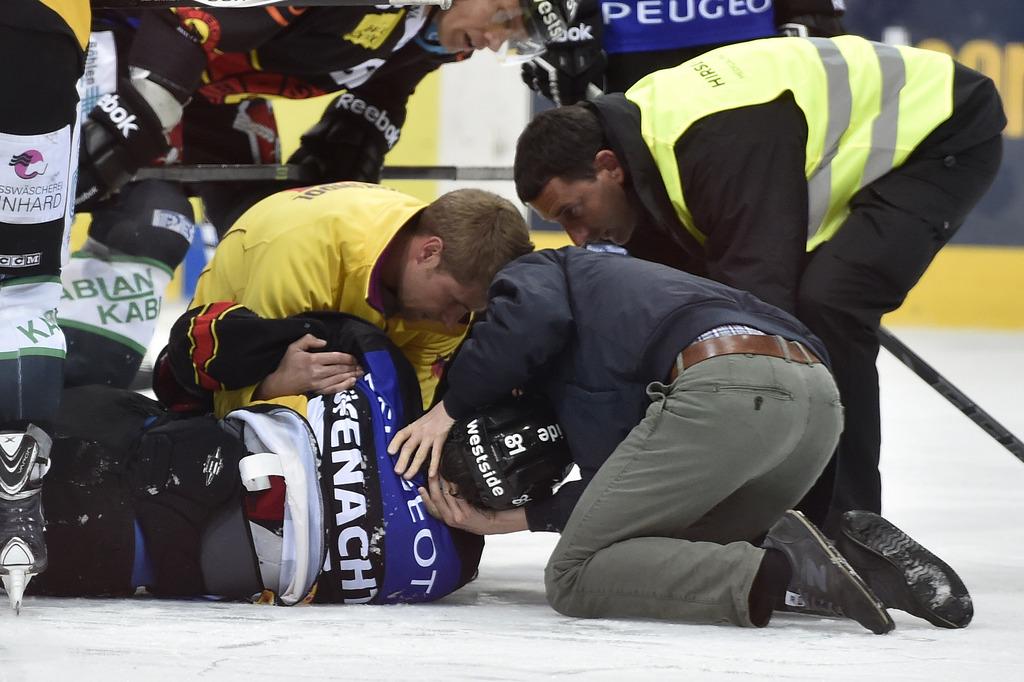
796, 134, 1003, 532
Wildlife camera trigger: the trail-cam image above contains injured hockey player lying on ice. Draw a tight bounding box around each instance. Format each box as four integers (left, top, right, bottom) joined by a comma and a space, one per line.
12, 311, 572, 606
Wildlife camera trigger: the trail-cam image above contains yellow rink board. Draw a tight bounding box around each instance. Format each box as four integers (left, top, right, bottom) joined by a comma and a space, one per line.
882, 245, 1024, 329
71, 219, 1024, 330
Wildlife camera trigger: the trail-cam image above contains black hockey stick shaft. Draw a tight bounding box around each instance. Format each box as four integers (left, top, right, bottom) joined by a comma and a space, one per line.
878, 326, 1024, 463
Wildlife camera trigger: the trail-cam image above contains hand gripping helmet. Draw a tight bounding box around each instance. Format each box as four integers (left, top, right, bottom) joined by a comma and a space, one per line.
440, 394, 573, 511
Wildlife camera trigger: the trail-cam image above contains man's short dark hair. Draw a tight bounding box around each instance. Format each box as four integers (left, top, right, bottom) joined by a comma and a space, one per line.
440, 439, 485, 508
514, 105, 607, 203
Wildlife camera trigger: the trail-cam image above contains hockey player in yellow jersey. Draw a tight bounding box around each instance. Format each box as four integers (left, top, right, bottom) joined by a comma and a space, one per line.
190, 182, 534, 417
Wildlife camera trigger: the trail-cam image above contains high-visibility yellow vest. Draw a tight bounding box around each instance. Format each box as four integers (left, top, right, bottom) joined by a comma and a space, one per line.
626, 35, 955, 251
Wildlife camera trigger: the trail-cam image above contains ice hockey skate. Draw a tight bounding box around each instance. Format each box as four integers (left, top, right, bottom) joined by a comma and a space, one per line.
0, 424, 51, 615
763, 510, 895, 635
837, 510, 973, 629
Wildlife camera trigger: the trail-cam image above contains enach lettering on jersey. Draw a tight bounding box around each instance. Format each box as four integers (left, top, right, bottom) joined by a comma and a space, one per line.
324, 390, 380, 604
601, 0, 774, 54
316, 380, 452, 604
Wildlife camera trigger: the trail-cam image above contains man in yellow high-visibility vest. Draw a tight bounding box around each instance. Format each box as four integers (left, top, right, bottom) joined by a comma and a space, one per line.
512, 35, 1005, 536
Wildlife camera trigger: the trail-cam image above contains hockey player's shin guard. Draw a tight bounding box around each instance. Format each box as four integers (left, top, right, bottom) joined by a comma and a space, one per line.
0, 422, 52, 613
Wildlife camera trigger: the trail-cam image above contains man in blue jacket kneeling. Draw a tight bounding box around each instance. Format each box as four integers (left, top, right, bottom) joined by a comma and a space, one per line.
389, 246, 972, 634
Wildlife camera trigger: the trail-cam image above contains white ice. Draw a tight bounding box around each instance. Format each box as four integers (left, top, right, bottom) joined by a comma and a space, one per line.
2, 326, 1022, 681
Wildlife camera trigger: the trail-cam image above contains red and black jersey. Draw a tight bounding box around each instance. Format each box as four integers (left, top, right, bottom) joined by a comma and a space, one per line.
125, 5, 466, 110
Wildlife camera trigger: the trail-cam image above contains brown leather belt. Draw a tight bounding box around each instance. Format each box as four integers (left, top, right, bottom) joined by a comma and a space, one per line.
668, 334, 822, 383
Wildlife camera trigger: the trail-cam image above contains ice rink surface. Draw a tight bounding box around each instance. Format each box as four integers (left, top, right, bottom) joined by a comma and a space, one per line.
2, 326, 1022, 681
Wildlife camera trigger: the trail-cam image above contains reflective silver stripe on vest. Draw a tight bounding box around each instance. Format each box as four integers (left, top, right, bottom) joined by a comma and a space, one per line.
862, 43, 906, 186
805, 39, 907, 239
807, 38, 851, 238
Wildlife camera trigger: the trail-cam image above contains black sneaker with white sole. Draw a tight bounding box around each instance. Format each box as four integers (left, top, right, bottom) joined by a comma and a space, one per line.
763, 510, 894, 635
837, 510, 973, 629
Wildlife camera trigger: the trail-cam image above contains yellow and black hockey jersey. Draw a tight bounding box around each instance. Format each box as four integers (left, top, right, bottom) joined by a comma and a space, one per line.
191, 182, 468, 416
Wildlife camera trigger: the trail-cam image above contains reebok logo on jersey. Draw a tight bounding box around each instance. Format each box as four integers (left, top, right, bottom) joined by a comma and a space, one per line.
333, 93, 400, 148
96, 93, 140, 138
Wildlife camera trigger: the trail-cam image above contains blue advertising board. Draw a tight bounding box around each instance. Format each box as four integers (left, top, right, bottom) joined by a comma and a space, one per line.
845, 0, 1022, 245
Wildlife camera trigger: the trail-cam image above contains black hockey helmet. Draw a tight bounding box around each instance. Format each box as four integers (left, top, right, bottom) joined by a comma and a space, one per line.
441, 394, 573, 511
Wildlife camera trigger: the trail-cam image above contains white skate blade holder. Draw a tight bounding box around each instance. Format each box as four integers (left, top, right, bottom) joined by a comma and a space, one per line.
2, 568, 31, 615
1, 536, 37, 615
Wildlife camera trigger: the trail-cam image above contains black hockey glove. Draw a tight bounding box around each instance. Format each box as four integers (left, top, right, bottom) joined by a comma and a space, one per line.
286, 93, 395, 184
521, 49, 606, 105
76, 79, 171, 210
520, 0, 605, 105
